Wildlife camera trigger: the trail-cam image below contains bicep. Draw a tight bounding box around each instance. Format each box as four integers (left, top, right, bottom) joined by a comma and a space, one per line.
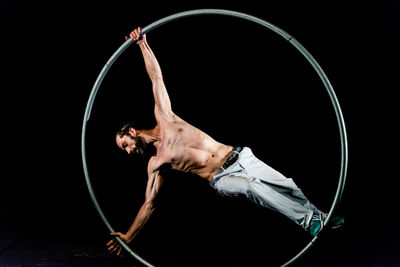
145, 163, 164, 206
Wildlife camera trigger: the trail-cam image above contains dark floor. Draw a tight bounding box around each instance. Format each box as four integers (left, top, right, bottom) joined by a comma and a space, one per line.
0, 233, 170, 267
1, 243, 135, 267
1, 224, 399, 267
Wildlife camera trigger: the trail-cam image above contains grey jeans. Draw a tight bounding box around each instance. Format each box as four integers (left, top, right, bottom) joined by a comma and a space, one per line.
210, 147, 318, 230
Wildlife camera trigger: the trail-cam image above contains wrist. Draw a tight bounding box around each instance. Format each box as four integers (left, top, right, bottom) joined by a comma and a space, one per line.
137, 39, 145, 47
125, 233, 134, 244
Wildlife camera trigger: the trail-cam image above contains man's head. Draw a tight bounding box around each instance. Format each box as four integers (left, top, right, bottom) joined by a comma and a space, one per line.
115, 122, 145, 156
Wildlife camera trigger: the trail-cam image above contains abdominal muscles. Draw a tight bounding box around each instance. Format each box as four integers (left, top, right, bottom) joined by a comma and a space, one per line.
159, 124, 224, 178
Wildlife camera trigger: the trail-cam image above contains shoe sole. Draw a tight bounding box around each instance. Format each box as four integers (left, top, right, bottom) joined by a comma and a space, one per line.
330, 217, 345, 229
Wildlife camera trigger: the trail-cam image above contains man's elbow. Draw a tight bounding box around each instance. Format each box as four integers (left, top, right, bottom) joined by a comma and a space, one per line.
144, 200, 156, 213
151, 74, 163, 83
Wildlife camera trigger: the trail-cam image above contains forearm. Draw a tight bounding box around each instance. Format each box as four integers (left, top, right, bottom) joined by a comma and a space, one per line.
125, 202, 155, 243
138, 40, 172, 114
138, 41, 162, 82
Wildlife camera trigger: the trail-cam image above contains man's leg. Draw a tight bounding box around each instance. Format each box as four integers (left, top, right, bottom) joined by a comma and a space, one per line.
242, 148, 319, 229
212, 147, 343, 233
214, 170, 317, 230
233, 147, 320, 230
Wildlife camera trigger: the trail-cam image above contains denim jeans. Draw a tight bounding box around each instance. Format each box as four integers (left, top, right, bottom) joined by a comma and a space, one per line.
210, 147, 318, 230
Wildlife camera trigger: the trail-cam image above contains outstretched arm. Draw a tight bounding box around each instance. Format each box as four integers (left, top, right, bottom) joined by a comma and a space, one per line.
128, 27, 173, 118
107, 158, 163, 255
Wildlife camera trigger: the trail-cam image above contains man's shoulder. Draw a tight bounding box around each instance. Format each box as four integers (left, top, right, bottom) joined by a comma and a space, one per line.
147, 156, 159, 172
147, 155, 169, 174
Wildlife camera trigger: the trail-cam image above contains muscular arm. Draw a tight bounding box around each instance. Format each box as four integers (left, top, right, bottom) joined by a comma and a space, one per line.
130, 28, 173, 118
107, 157, 164, 255
107, 164, 163, 254
124, 160, 163, 243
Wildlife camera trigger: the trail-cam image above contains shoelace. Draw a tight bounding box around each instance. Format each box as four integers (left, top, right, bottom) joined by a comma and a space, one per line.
312, 212, 327, 223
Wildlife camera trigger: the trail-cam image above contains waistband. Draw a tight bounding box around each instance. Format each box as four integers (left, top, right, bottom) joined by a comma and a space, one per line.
210, 147, 243, 187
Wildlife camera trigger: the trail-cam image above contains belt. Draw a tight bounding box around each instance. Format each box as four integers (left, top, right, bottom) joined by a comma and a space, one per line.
214, 146, 243, 177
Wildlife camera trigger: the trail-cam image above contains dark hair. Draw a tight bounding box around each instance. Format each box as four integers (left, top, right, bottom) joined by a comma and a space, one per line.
116, 121, 136, 138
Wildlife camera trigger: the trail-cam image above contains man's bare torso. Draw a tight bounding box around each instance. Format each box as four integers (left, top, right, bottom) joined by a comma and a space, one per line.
150, 111, 233, 181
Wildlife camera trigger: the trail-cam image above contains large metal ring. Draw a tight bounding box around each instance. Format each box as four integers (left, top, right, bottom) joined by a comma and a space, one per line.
81, 9, 348, 267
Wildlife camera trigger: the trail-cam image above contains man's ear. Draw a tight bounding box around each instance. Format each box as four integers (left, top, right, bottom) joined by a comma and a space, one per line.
128, 127, 136, 137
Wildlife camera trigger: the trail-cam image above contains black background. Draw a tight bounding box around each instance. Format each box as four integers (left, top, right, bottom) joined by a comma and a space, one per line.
1, 0, 398, 266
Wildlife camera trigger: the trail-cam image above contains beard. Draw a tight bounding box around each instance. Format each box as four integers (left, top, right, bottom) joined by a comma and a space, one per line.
130, 136, 155, 158
130, 136, 145, 156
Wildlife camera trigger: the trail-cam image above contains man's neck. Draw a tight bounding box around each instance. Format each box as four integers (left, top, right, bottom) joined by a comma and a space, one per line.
136, 129, 159, 144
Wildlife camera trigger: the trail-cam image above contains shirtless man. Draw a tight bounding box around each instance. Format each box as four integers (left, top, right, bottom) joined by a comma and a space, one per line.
106, 27, 343, 256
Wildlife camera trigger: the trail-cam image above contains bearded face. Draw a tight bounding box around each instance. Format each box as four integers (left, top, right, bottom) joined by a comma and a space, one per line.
116, 134, 145, 156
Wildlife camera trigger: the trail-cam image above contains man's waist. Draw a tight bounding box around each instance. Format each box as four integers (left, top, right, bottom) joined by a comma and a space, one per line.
214, 146, 243, 176
209, 147, 243, 187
